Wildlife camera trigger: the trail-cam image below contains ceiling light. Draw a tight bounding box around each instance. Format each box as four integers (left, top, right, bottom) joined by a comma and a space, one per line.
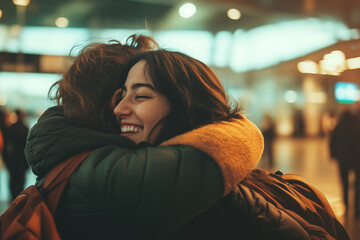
55, 17, 69, 28
227, 8, 241, 20
319, 50, 346, 75
347, 57, 360, 69
297, 60, 318, 74
179, 3, 196, 19
13, 0, 30, 7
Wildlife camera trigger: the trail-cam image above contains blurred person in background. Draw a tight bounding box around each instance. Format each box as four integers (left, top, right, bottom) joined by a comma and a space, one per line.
0, 109, 7, 132
353, 101, 360, 218
0, 128, 3, 154
2, 109, 29, 201
293, 109, 305, 138
24, 36, 264, 239
261, 113, 276, 168
330, 107, 360, 218
0, 109, 8, 172
0, 109, 6, 154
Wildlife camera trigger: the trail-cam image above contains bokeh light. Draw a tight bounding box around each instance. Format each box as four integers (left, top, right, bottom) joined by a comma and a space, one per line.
347, 56, 360, 69
227, 8, 241, 20
334, 82, 359, 103
319, 50, 346, 75
12, 0, 30, 7
285, 90, 297, 103
179, 3, 196, 19
297, 60, 319, 74
55, 17, 69, 28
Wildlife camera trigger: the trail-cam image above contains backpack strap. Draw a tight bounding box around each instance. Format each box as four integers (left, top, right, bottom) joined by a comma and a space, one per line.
42, 151, 92, 214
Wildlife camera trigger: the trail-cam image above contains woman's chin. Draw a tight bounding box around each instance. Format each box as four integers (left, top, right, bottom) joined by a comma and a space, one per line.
120, 133, 143, 144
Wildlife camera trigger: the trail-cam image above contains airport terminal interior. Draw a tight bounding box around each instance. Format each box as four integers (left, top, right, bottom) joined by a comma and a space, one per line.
1, 0, 360, 238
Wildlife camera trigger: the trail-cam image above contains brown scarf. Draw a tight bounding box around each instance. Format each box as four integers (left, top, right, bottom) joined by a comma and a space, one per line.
161, 117, 264, 195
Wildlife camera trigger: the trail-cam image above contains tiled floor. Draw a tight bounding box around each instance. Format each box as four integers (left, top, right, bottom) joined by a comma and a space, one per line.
0, 137, 359, 239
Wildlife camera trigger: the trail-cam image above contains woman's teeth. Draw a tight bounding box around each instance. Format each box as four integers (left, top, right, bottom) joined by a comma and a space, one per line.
121, 125, 142, 133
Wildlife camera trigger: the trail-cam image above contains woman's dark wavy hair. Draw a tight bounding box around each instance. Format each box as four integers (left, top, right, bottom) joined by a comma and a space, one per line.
119, 50, 242, 144
48, 34, 158, 133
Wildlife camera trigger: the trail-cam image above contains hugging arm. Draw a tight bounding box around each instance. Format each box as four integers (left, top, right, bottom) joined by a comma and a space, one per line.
60, 145, 223, 238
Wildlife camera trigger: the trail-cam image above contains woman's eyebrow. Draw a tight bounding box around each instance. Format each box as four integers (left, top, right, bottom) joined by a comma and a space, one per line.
131, 83, 155, 90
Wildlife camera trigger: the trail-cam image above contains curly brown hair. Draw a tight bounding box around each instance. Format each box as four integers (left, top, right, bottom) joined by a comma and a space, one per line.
49, 34, 158, 133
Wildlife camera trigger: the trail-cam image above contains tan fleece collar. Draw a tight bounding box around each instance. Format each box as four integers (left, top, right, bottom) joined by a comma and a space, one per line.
161, 117, 264, 195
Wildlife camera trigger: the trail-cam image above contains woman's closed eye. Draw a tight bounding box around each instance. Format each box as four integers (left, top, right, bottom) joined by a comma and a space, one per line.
135, 95, 151, 99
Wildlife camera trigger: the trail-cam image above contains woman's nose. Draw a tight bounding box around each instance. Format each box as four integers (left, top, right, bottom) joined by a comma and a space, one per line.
113, 98, 131, 118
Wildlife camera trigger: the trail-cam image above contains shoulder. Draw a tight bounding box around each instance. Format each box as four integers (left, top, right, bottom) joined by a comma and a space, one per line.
65, 144, 222, 202
72, 144, 220, 186
161, 116, 264, 195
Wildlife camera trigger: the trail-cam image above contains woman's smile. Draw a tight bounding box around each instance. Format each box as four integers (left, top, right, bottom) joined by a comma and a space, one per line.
120, 123, 144, 136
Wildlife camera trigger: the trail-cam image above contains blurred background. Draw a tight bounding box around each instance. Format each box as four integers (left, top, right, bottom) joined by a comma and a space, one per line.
0, 0, 360, 238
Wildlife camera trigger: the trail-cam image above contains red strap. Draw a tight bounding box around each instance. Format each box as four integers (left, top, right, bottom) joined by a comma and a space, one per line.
42, 151, 92, 214
0, 131, 3, 153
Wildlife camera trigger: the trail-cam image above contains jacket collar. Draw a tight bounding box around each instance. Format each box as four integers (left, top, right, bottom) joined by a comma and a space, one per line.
25, 106, 137, 177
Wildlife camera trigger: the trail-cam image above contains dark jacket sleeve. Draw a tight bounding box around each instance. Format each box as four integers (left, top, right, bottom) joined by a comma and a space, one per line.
58, 145, 223, 238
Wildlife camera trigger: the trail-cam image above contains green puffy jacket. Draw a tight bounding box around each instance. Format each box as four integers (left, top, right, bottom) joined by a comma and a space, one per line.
25, 106, 263, 239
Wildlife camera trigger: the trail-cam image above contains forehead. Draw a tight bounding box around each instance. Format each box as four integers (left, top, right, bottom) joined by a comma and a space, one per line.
125, 60, 152, 86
